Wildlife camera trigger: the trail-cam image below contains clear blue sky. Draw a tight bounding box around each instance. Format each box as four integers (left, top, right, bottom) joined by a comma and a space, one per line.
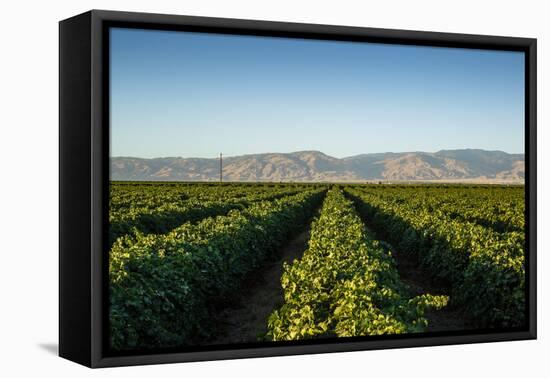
110, 27, 525, 159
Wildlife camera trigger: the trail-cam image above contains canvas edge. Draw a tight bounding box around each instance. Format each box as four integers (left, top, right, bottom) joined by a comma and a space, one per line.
59, 10, 94, 367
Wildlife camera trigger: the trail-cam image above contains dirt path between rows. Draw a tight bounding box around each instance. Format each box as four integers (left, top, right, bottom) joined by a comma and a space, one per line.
378, 240, 473, 332
206, 228, 311, 345
207, 210, 474, 344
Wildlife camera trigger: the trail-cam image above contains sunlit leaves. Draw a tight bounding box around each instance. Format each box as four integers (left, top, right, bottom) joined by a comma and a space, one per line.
346, 185, 525, 328
267, 189, 448, 341
110, 187, 326, 350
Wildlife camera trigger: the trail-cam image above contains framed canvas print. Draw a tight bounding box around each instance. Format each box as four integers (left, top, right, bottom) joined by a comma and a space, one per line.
59, 10, 537, 368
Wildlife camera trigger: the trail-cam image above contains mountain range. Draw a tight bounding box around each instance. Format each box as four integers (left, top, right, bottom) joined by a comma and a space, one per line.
111, 149, 524, 183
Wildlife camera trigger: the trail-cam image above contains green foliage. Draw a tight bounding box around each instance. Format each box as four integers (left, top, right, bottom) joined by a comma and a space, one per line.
345, 185, 525, 328
109, 182, 526, 351
109, 182, 304, 246
110, 188, 326, 350
267, 189, 448, 341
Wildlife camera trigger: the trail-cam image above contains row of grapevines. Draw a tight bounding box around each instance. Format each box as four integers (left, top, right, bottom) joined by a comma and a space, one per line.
109, 186, 306, 246
109, 189, 326, 351
267, 188, 448, 341
110, 183, 189, 212
345, 186, 525, 328
350, 185, 524, 234
110, 182, 303, 214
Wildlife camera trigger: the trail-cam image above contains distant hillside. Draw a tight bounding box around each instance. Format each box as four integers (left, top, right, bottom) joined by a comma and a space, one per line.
111, 149, 524, 183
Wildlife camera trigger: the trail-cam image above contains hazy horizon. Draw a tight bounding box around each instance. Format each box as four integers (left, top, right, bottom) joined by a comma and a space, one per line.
110, 28, 525, 159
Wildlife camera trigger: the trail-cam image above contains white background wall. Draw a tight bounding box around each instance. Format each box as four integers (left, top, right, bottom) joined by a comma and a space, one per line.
0, 0, 547, 376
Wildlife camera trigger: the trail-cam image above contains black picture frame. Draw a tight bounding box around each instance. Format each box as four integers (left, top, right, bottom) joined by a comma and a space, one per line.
59, 9, 537, 368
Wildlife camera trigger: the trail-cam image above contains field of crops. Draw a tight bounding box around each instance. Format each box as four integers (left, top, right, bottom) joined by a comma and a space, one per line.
109, 182, 526, 351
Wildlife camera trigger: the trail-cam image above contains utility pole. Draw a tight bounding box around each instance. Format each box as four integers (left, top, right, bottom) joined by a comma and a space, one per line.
219, 153, 223, 183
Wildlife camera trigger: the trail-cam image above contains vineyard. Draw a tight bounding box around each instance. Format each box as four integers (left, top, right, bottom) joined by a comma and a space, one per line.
109, 182, 526, 351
